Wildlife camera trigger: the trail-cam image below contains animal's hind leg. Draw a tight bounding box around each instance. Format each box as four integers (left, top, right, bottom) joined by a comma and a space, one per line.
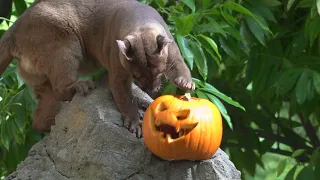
17, 67, 60, 132
47, 47, 96, 102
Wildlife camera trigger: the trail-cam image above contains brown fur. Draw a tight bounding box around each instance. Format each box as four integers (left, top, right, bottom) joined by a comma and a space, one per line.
0, 0, 194, 137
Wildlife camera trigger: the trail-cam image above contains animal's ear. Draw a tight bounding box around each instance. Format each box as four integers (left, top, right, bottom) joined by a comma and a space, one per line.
157, 35, 173, 54
116, 39, 132, 61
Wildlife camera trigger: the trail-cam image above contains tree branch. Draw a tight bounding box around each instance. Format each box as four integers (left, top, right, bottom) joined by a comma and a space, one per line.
298, 112, 319, 148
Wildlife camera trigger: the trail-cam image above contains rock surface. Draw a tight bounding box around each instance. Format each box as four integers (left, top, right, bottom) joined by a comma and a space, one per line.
6, 75, 241, 180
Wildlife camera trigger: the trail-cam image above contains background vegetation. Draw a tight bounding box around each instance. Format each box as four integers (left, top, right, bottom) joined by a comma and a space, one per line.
1, 0, 320, 179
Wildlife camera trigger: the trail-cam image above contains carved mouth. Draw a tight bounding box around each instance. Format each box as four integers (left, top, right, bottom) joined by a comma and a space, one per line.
155, 124, 193, 140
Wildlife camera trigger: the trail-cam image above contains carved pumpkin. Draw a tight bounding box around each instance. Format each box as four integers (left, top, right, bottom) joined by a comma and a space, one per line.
142, 93, 223, 160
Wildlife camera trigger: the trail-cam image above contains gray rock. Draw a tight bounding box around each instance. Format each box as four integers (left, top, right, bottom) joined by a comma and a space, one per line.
6, 75, 241, 180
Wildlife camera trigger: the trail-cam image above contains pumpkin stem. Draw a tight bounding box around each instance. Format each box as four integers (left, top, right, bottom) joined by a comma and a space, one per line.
184, 93, 191, 101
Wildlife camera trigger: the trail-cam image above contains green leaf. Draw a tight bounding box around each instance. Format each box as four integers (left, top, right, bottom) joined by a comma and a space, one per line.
203, 17, 228, 36
220, 8, 238, 24
218, 37, 238, 61
196, 90, 209, 100
154, 0, 165, 7
306, 18, 320, 46
292, 149, 306, 158
296, 164, 314, 180
192, 78, 245, 111
189, 41, 208, 81
310, 147, 320, 166
1, 121, 10, 150
287, 0, 296, 10
313, 72, 320, 95
200, 87, 245, 111
315, 159, 320, 179
223, 2, 270, 32
202, 0, 211, 9
192, 77, 206, 88
161, 82, 177, 95
244, 16, 266, 46
175, 14, 195, 36
295, 72, 309, 105
317, 0, 320, 15
197, 37, 221, 67
307, 79, 315, 101
176, 35, 194, 70
261, 0, 282, 6
13, 0, 28, 16
284, 166, 297, 180
198, 34, 221, 60
277, 159, 287, 177
181, 0, 195, 13
276, 69, 301, 95
206, 93, 233, 130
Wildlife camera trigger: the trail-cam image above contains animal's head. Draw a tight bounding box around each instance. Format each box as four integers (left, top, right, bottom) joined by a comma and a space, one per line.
117, 27, 173, 95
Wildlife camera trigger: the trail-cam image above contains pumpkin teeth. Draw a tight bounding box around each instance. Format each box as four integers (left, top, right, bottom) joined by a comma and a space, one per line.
179, 130, 184, 137
159, 132, 164, 138
175, 125, 180, 133
154, 119, 161, 126
165, 134, 173, 143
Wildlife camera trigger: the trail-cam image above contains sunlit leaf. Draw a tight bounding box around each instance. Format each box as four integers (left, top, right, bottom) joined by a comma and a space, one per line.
277, 159, 287, 177
195, 90, 208, 100
198, 34, 221, 60
189, 41, 208, 81
223, 2, 270, 32
317, 0, 320, 15
176, 35, 194, 69
154, 0, 165, 7
292, 149, 306, 158
181, 0, 195, 12
200, 87, 245, 111
206, 93, 233, 130
174, 14, 196, 36
287, 0, 296, 10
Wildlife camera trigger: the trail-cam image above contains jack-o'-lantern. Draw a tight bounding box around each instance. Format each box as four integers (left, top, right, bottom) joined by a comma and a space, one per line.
142, 93, 223, 160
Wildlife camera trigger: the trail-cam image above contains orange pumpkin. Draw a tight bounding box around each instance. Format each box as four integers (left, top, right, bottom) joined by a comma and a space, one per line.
142, 93, 223, 160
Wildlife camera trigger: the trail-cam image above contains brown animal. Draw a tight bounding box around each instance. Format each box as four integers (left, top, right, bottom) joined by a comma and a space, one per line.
0, 0, 195, 137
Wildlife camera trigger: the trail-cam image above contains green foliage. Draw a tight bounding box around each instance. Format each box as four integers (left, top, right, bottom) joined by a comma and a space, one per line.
0, 0, 320, 179
143, 0, 320, 179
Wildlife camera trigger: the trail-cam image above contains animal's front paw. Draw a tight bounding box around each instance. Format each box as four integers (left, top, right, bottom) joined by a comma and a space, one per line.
124, 117, 142, 138
72, 80, 96, 96
174, 76, 195, 90
54, 80, 97, 101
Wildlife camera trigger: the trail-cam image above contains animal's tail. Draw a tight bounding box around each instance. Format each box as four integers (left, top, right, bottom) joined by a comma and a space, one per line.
0, 28, 14, 76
